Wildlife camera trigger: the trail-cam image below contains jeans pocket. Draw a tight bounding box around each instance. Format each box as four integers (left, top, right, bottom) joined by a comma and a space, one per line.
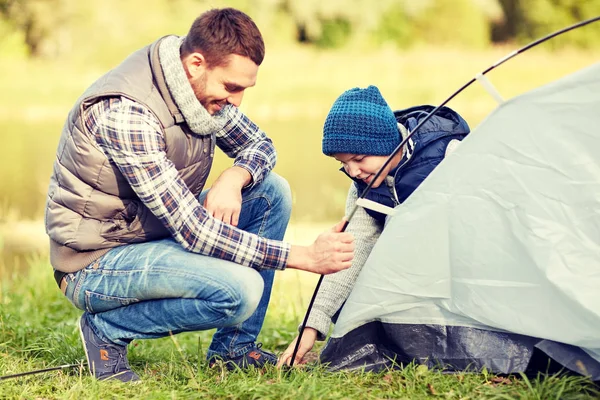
64, 272, 84, 311
84, 290, 140, 313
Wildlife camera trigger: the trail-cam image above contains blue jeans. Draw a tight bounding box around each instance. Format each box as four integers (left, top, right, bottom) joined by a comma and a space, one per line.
63, 172, 292, 359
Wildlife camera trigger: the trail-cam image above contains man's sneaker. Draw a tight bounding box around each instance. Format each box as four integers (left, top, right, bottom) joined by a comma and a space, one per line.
78, 314, 140, 382
209, 343, 278, 371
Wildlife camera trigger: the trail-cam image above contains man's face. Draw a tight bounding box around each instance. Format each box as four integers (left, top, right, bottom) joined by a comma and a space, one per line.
333, 153, 401, 188
185, 53, 258, 115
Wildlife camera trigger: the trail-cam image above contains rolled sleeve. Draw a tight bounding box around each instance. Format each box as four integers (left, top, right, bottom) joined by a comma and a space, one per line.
216, 105, 276, 188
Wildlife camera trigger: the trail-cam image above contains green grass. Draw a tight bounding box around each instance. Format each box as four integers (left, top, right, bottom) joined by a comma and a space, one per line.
1, 45, 600, 398
0, 259, 598, 399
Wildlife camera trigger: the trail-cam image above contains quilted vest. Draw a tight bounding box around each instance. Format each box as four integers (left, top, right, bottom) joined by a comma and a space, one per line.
45, 37, 215, 272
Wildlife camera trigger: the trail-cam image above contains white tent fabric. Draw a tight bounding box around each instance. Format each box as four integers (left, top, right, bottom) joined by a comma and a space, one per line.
323, 62, 600, 376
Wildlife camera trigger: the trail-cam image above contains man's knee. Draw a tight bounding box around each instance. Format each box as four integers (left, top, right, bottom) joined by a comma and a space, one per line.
227, 268, 264, 325
260, 172, 292, 215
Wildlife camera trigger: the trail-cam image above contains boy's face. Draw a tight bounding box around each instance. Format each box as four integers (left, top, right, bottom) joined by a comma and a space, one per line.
333, 153, 401, 188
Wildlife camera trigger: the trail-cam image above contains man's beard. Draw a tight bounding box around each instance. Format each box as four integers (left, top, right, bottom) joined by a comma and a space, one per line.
192, 73, 211, 111
192, 74, 227, 115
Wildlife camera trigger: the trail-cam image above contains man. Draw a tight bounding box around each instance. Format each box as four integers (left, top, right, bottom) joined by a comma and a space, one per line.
45, 8, 354, 382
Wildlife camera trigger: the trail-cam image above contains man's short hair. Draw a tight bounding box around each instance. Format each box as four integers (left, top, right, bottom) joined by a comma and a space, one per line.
181, 8, 265, 67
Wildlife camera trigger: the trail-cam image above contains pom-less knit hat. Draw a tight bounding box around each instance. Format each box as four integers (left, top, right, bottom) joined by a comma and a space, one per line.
322, 85, 399, 156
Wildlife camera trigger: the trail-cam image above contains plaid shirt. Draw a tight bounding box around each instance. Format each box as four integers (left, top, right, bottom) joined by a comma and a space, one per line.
84, 97, 290, 270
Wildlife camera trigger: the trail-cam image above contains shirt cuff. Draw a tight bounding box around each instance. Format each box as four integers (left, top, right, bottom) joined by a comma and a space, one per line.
256, 237, 291, 270
234, 159, 264, 189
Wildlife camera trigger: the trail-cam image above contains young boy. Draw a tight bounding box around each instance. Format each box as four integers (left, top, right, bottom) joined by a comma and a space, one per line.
278, 85, 470, 366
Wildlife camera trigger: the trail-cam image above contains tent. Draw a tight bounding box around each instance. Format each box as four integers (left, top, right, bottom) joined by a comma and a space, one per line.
315, 40, 600, 378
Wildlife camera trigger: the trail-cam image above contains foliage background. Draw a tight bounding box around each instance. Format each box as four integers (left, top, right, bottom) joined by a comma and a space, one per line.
2, 0, 600, 59
0, 1, 599, 397
1, 0, 599, 225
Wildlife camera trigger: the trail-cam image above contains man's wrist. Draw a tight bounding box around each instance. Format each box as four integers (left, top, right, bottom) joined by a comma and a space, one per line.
286, 245, 312, 271
218, 166, 252, 189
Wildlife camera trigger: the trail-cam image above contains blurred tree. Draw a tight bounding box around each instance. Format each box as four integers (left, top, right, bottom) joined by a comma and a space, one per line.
406, 0, 502, 48
0, 0, 74, 57
1, 0, 598, 58
278, 0, 504, 49
492, 0, 600, 47
372, 3, 414, 49
491, 0, 520, 41
279, 0, 396, 48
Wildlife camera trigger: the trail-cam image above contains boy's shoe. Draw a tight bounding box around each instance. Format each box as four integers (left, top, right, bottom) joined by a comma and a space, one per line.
209, 343, 278, 371
79, 314, 140, 382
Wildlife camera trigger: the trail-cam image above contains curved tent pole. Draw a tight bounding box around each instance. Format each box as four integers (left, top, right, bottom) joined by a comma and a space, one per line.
288, 15, 600, 368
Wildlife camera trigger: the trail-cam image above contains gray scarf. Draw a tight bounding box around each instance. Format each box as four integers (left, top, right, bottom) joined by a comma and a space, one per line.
158, 35, 228, 136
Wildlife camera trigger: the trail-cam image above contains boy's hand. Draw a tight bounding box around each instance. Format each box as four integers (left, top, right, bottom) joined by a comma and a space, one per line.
277, 328, 318, 367
287, 219, 354, 274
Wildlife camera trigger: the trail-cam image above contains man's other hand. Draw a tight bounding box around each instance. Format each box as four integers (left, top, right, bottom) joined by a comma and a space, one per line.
203, 166, 251, 226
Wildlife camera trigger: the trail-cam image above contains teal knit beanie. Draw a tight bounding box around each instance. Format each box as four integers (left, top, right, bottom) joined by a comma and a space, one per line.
322, 85, 399, 156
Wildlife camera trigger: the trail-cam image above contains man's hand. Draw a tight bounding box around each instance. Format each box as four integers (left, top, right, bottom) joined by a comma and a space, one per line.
287, 219, 354, 274
204, 166, 251, 226
277, 327, 318, 367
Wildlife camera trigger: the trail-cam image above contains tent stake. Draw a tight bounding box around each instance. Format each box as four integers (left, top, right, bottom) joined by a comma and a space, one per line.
0, 363, 84, 381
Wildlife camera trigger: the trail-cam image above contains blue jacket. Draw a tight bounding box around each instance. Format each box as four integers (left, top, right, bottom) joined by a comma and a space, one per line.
348, 105, 470, 223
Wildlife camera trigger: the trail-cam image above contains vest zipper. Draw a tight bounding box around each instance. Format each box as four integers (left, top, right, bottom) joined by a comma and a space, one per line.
385, 176, 400, 206
388, 132, 416, 206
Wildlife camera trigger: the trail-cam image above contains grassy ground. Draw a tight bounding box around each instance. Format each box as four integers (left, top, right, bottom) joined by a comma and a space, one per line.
1, 46, 600, 399
1, 255, 598, 399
